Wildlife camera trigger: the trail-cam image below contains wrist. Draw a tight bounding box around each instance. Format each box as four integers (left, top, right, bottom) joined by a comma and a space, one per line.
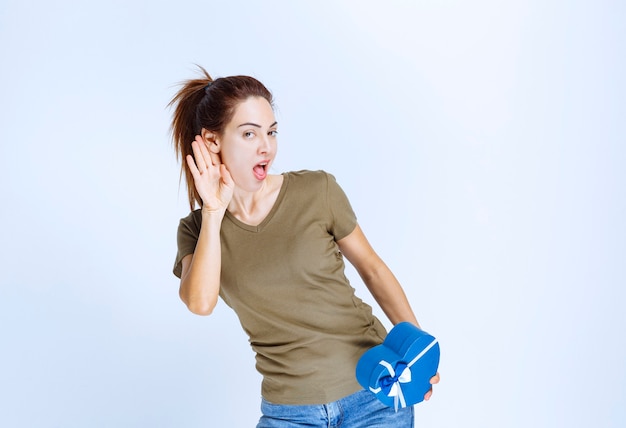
201, 206, 227, 219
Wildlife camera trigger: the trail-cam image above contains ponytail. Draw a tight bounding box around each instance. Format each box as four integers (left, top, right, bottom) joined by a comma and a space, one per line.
168, 66, 213, 210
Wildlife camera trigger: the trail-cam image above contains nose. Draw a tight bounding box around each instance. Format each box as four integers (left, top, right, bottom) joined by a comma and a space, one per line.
258, 134, 271, 154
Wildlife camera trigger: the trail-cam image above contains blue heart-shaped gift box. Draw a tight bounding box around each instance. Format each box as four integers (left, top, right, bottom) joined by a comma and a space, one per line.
356, 322, 440, 410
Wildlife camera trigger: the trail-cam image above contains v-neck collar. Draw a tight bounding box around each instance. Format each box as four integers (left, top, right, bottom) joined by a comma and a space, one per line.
224, 173, 289, 232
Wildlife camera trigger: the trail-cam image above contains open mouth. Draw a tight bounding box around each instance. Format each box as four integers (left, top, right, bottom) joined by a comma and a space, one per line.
253, 162, 268, 180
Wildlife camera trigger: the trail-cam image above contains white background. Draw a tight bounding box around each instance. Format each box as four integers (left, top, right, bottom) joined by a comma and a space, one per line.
1, 1, 624, 427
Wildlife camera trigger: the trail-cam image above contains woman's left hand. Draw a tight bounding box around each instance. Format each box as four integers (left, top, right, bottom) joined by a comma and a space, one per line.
424, 372, 440, 401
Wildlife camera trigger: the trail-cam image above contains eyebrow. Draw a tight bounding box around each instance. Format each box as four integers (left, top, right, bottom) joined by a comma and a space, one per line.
237, 121, 278, 128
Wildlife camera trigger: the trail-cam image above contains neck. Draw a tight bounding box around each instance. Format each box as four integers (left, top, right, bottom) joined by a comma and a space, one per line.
227, 174, 282, 225
230, 176, 271, 212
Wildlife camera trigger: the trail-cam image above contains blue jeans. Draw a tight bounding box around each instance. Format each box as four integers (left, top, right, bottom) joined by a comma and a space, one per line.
257, 389, 414, 427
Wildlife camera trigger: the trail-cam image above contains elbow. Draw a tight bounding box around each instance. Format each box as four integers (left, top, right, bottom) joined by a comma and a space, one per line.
179, 289, 217, 316
187, 302, 215, 316
185, 298, 217, 316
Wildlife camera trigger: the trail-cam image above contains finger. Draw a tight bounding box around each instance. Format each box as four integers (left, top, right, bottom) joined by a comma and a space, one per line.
191, 140, 207, 172
195, 134, 219, 166
195, 135, 217, 167
424, 388, 433, 401
208, 149, 221, 166
186, 154, 200, 177
430, 372, 440, 385
198, 136, 221, 167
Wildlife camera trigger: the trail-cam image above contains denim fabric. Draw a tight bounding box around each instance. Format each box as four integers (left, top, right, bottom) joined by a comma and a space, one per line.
257, 389, 414, 427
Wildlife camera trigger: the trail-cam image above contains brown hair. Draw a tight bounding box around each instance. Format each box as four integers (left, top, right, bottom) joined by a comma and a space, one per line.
168, 66, 274, 209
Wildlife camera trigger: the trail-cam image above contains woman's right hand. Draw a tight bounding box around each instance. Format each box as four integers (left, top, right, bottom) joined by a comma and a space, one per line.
186, 135, 234, 213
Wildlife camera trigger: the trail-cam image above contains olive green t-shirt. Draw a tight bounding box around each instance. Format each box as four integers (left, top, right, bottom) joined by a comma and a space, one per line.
173, 170, 387, 405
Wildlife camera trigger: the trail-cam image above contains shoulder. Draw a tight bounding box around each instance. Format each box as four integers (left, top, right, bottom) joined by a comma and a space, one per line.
180, 208, 202, 225
283, 169, 352, 209
178, 209, 203, 235
284, 169, 338, 189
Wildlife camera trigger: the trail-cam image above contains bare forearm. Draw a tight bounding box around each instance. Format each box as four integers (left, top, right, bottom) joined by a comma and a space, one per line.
179, 210, 224, 315
361, 264, 420, 327
337, 225, 420, 327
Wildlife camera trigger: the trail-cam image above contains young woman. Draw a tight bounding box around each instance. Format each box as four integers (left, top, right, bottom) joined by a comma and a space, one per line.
170, 67, 439, 427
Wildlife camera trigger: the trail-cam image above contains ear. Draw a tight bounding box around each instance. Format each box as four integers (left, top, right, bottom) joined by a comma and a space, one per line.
201, 128, 221, 154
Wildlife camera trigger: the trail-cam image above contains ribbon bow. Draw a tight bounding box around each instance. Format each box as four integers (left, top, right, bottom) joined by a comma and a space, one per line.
374, 361, 411, 411
368, 337, 439, 411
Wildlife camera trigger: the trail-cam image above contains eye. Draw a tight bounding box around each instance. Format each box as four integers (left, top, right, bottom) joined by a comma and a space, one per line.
243, 130, 255, 139
268, 130, 278, 137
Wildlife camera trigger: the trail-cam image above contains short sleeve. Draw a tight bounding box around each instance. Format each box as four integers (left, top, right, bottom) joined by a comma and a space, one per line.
173, 210, 202, 278
325, 172, 357, 241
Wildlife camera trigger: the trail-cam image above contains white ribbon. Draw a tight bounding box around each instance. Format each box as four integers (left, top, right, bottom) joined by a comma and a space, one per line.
369, 338, 439, 412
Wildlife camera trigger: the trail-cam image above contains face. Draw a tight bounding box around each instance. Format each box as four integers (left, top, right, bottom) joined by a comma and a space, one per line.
208, 96, 278, 192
